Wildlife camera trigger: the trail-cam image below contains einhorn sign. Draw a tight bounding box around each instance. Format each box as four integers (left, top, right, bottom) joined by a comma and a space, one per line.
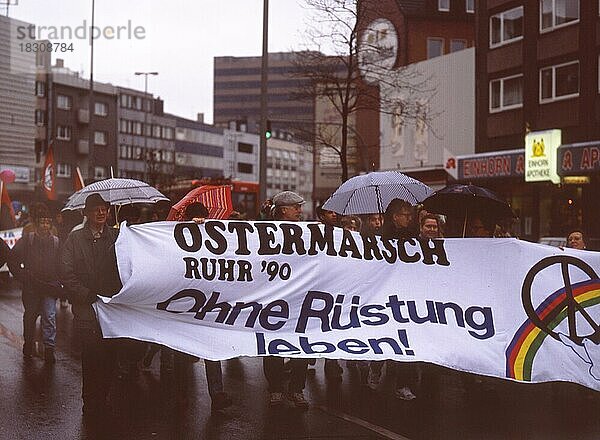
525, 129, 561, 184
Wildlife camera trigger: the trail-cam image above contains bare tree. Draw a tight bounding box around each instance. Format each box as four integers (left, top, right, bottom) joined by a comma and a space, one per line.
290, 0, 433, 182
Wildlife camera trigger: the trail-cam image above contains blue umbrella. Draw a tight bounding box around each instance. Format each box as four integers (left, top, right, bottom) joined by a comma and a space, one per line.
322, 171, 433, 215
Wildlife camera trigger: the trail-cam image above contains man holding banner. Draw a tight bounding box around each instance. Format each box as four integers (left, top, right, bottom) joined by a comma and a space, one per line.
263, 191, 311, 408
61, 193, 121, 418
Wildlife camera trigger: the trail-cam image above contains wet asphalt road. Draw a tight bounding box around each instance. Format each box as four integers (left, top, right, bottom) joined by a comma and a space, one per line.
1, 280, 599, 440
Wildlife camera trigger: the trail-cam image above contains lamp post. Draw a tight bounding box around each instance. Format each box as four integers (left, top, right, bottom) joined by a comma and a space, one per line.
259, 0, 269, 203
134, 71, 158, 183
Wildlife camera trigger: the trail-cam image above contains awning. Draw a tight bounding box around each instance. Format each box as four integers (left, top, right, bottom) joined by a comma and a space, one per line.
557, 141, 600, 176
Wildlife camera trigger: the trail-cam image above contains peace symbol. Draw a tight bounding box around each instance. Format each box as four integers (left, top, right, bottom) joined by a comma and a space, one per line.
521, 256, 600, 345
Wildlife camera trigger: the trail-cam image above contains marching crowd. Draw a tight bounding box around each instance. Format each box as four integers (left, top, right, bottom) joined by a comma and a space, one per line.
0, 188, 591, 421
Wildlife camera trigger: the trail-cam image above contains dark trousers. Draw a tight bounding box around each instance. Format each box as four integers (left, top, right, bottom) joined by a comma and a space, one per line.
263, 357, 309, 393
394, 361, 419, 389
173, 353, 224, 401
78, 324, 116, 413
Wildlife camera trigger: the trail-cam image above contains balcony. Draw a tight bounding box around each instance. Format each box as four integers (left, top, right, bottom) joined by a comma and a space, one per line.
77, 139, 89, 155
78, 109, 90, 124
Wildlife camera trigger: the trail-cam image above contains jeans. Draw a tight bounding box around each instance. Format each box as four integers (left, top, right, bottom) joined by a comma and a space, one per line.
22, 290, 56, 348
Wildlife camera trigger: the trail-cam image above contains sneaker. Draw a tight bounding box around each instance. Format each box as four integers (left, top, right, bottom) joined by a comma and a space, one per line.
395, 386, 416, 401
269, 392, 284, 407
211, 391, 232, 412
44, 347, 56, 364
288, 392, 309, 408
366, 369, 381, 390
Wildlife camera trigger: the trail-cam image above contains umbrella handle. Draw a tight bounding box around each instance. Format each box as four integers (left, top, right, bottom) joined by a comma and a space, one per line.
462, 207, 468, 238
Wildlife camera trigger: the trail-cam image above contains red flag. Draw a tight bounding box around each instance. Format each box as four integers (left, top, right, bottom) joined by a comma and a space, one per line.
42, 144, 57, 200
0, 181, 16, 227
167, 185, 233, 221
74, 166, 85, 191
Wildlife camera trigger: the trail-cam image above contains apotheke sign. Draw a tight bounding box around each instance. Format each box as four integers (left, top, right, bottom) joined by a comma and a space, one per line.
524, 129, 561, 184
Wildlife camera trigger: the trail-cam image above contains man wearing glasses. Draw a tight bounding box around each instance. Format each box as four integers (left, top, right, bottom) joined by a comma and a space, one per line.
61, 193, 121, 419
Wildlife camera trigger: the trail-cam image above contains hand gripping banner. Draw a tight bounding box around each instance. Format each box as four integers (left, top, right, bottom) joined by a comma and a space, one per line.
94, 221, 600, 391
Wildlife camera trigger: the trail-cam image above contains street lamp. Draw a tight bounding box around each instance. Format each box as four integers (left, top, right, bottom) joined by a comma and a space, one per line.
134, 71, 159, 183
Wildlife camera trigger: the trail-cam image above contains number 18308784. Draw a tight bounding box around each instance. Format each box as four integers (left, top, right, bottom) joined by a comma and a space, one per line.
19, 42, 74, 53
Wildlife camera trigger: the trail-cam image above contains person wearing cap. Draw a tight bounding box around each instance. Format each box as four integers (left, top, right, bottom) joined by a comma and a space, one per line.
61, 193, 121, 418
8, 202, 61, 364
263, 191, 311, 408
271, 190, 305, 221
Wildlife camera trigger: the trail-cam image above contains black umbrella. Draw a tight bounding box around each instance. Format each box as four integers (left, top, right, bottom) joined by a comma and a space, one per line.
423, 184, 515, 237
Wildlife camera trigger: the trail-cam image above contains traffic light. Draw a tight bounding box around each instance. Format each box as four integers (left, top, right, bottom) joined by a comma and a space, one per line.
265, 120, 272, 139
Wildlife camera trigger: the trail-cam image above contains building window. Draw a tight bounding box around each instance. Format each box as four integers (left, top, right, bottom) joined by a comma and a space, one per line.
56, 125, 71, 140
490, 75, 524, 112
450, 39, 467, 52
57, 95, 72, 110
133, 121, 142, 135
94, 131, 107, 145
163, 127, 174, 140
438, 0, 450, 11
490, 6, 523, 47
153, 125, 162, 138
427, 38, 444, 59
238, 142, 254, 154
238, 162, 253, 174
56, 163, 71, 178
466, 0, 475, 13
35, 81, 45, 97
540, 0, 579, 32
94, 166, 107, 179
35, 109, 45, 126
540, 61, 579, 103
94, 102, 108, 116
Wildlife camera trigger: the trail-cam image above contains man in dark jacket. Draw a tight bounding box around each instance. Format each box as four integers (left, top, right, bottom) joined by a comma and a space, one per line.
8, 203, 61, 363
61, 193, 121, 417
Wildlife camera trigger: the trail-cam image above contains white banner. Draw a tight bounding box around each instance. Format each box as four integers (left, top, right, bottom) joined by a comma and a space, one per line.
95, 221, 600, 391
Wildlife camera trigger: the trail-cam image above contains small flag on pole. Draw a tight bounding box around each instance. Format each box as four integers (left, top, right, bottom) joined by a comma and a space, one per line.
42, 143, 56, 200
74, 166, 85, 191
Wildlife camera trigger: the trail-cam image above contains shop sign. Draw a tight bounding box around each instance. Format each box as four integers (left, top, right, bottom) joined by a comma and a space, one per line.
457, 149, 524, 180
558, 143, 600, 176
524, 129, 561, 184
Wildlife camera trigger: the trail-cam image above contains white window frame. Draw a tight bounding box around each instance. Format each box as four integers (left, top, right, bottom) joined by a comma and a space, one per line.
35, 81, 45, 97
56, 163, 71, 178
57, 95, 72, 110
56, 125, 71, 140
94, 166, 107, 179
466, 0, 475, 13
94, 102, 108, 116
540, 0, 580, 34
489, 74, 524, 113
539, 60, 580, 104
489, 6, 524, 48
427, 37, 444, 59
438, 0, 450, 12
94, 131, 107, 145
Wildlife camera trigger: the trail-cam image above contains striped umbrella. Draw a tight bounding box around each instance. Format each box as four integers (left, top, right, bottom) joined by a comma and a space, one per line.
167, 185, 233, 221
322, 171, 433, 215
63, 178, 169, 210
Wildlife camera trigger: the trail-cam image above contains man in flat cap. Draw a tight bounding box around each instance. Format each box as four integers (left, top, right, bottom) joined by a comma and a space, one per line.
61, 193, 121, 419
263, 191, 310, 408
271, 190, 305, 222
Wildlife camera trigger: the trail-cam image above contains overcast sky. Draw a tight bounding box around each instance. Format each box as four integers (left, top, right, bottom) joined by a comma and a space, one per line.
9, 0, 312, 123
